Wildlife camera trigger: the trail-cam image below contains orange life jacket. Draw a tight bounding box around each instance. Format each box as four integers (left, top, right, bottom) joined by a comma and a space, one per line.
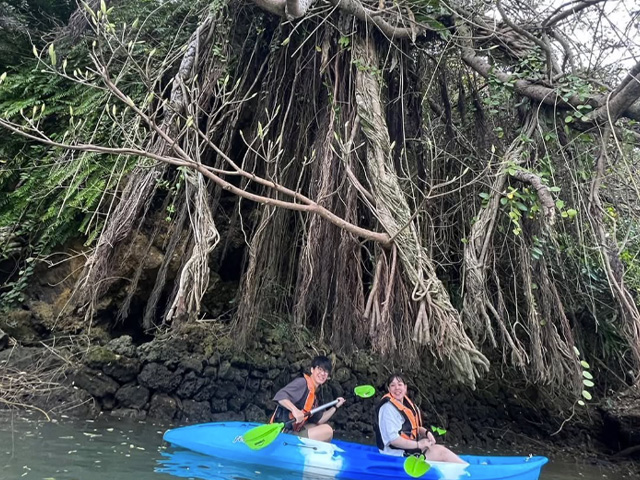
380, 393, 423, 441
270, 374, 317, 429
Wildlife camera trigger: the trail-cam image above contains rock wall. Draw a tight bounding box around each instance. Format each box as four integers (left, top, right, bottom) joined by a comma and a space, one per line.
3, 321, 639, 468
66, 331, 381, 439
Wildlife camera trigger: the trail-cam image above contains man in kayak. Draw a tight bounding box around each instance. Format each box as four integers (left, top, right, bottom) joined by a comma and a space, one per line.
375, 373, 466, 463
270, 355, 346, 442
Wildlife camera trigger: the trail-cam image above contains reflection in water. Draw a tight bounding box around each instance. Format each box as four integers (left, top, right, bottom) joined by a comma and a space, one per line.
156, 449, 326, 480
0, 412, 632, 480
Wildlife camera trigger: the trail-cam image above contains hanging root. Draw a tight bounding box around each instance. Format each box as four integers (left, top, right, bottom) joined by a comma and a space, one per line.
142, 199, 188, 331
588, 131, 640, 372
295, 40, 367, 351
353, 35, 488, 386
462, 116, 537, 365
364, 248, 398, 356
72, 15, 216, 320
74, 163, 166, 319
166, 169, 220, 324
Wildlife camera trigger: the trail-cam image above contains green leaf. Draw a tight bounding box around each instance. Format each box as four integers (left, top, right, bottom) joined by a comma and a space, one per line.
581, 390, 592, 400
578, 400, 585, 406
566, 208, 577, 218
583, 371, 593, 380
33, 45, 39, 57
479, 192, 490, 200
583, 379, 594, 387
573, 346, 580, 356
49, 44, 57, 66
556, 199, 565, 209
580, 360, 590, 369
423, 17, 447, 32
565, 116, 573, 123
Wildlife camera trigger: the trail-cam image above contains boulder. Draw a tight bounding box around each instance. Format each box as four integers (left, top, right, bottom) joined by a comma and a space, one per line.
179, 354, 206, 375
115, 384, 150, 409
107, 336, 136, 357
176, 371, 207, 398
103, 356, 142, 383
148, 393, 178, 420
181, 399, 214, 423
244, 403, 267, 422
71, 367, 120, 398
85, 346, 118, 369
210, 398, 228, 413
138, 363, 182, 392
137, 340, 186, 364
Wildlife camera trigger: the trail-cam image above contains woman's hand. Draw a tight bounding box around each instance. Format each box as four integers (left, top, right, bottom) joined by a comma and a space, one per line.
427, 431, 437, 445
417, 438, 432, 450
336, 397, 346, 408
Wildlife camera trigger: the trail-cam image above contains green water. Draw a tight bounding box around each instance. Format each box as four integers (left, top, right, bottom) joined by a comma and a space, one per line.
0, 412, 624, 480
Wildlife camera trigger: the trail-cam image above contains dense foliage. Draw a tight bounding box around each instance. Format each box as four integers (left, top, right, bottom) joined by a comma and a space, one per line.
1, 0, 639, 411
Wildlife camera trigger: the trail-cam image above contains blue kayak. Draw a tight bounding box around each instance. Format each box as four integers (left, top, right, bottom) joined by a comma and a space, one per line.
163, 421, 548, 480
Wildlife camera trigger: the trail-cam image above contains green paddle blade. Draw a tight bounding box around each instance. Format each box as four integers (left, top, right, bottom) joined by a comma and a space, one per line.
242, 422, 285, 450
404, 454, 431, 478
354, 385, 376, 398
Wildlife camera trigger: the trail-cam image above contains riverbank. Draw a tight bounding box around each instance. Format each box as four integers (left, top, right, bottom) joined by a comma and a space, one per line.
0, 321, 638, 477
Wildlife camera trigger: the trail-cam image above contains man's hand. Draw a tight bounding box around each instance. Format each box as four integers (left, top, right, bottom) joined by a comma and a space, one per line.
291, 407, 305, 424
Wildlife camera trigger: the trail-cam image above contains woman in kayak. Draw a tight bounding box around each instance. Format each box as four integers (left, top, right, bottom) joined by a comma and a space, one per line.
270, 355, 346, 442
375, 373, 466, 463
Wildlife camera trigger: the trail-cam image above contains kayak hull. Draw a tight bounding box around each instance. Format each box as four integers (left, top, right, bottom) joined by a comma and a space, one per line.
163, 421, 548, 480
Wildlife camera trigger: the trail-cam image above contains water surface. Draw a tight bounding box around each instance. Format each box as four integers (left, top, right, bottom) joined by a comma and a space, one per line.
0, 412, 625, 480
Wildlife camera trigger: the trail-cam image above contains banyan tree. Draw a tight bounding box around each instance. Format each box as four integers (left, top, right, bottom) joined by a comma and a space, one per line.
1, 0, 639, 399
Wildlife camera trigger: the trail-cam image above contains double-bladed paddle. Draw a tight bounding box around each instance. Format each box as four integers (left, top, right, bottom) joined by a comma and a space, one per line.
243, 384, 376, 450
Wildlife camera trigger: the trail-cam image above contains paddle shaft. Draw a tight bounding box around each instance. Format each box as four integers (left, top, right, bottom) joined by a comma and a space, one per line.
284, 399, 340, 428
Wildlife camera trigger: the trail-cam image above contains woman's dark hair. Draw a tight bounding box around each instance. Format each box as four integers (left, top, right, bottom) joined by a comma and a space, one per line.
385, 373, 407, 389
311, 355, 332, 374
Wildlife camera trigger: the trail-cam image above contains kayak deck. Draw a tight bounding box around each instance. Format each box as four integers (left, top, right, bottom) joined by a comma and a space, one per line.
163, 421, 548, 480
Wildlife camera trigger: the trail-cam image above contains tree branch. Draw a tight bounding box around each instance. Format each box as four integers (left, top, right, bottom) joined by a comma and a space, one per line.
510, 169, 556, 224
587, 61, 640, 123
456, 21, 640, 123
542, 0, 606, 28
0, 119, 390, 245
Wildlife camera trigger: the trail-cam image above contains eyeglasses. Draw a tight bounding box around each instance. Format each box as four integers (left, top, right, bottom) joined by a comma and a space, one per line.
315, 367, 330, 376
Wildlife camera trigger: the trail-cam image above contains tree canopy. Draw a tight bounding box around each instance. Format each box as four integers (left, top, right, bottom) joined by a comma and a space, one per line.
1, 0, 639, 404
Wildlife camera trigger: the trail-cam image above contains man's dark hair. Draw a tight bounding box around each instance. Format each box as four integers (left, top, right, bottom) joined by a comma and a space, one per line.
311, 355, 332, 374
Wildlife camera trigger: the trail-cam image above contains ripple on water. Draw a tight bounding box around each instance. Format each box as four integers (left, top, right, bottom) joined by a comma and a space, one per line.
0, 412, 632, 480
